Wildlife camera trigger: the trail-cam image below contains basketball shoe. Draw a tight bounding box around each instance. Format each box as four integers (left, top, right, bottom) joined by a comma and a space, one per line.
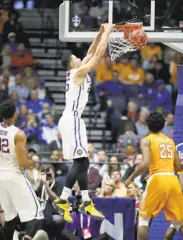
52, 198, 72, 223
79, 200, 105, 220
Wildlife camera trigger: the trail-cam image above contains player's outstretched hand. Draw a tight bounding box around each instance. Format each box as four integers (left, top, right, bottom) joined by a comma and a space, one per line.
104, 23, 115, 33
99, 24, 105, 33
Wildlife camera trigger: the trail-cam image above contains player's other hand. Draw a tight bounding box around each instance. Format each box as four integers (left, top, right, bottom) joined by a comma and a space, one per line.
40, 173, 48, 185
125, 177, 133, 188
104, 23, 115, 33
99, 24, 105, 33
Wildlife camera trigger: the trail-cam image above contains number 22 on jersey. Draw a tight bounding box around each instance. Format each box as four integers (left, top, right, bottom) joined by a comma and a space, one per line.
159, 144, 173, 159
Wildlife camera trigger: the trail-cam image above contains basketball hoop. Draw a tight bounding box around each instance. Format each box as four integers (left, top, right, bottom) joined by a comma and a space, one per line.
108, 23, 148, 60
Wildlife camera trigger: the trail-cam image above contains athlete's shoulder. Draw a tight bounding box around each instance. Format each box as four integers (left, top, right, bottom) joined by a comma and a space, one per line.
14, 129, 27, 143
144, 133, 152, 140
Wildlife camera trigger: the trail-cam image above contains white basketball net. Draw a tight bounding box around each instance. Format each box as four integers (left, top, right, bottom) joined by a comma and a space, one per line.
108, 24, 147, 60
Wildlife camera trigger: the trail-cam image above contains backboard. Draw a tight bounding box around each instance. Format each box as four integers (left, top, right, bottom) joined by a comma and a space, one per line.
59, 0, 183, 53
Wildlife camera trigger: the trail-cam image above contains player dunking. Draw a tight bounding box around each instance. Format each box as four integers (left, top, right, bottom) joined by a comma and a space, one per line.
0, 100, 43, 240
53, 23, 114, 222
125, 112, 183, 240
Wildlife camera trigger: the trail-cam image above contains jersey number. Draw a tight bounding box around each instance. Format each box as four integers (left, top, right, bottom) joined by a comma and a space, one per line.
159, 144, 173, 159
0, 138, 10, 153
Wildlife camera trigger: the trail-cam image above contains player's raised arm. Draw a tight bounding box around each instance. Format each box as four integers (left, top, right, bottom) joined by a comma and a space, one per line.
74, 24, 114, 86
125, 138, 150, 186
82, 24, 104, 64
15, 130, 36, 169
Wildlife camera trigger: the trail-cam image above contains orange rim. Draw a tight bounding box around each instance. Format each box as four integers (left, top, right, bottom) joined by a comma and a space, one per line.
114, 23, 143, 38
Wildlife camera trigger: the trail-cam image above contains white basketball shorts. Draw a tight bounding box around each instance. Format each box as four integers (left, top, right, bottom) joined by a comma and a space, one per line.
0, 171, 44, 222
58, 115, 88, 160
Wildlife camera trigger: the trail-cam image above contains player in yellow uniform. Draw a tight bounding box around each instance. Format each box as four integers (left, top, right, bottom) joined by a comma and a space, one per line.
125, 112, 183, 240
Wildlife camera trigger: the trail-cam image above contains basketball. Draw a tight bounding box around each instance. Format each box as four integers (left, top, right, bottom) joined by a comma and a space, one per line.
129, 29, 148, 49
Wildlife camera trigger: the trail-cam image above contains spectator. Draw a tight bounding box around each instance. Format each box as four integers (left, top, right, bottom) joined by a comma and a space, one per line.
10, 91, 22, 111
27, 89, 43, 116
135, 109, 149, 138
0, 86, 8, 105
162, 113, 174, 138
16, 103, 29, 128
139, 72, 156, 106
9, 73, 30, 102
2, 9, 29, 46
50, 150, 68, 178
116, 122, 140, 153
3, 32, 18, 53
104, 156, 126, 182
1, 45, 12, 68
124, 146, 137, 168
27, 148, 37, 160
110, 170, 128, 197
23, 113, 40, 143
36, 164, 65, 240
63, 195, 107, 240
124, 153, 143, 189
127, 101, 139, 122
23, 66, 39, 89
40, 103, 53, 125
96, 56, 117, 83
97, 69, 127, 112
140, 43, 162, 62
25, 154, 41, 189
89, 0, 108, 22
0, 67, 15, 90
116, 56, 130, 81
94, 150, 108, 178
88, 143, 98, 163
150, 60, 171, 85
98, 179, 115, 197
127, 181, 142, 236
79, 4, 95, 30
88, 165, 101, 191
123, 58, 145, 86
0, 4, 9, 36
149, 79, 172, 113
142, 55, 158, 71
127, 182, 142, 199
11, 43, 34, 70
41, 113, 60, 147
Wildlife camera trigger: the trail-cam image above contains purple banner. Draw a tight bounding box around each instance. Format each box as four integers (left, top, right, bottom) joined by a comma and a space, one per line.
68, 197, 136, 240
174, 65, 183, 161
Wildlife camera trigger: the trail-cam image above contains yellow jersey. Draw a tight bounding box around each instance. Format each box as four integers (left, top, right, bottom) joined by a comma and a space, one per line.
145, 133, 176, 175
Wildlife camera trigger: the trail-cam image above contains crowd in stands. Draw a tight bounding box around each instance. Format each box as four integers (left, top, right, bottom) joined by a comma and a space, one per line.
0, 1, 181, 239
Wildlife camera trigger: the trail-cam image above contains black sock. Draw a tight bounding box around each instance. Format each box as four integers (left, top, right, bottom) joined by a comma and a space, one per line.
65, 157, 89, 189
77, 158, 89, 190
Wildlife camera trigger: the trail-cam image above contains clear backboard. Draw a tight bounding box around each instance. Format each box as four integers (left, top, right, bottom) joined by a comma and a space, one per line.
59, 0, 183, 53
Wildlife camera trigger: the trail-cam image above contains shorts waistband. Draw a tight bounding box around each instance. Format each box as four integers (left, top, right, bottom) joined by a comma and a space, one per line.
152, 172, 174, 176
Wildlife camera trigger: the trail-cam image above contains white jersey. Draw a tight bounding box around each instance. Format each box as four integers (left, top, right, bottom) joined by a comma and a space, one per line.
0, 124, 20, 172
62, 69, 91, 118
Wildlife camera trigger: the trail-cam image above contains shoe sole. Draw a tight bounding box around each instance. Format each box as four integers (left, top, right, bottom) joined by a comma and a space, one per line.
78, 208, 105, 220
52, 202, 73, 223
52, 202, 64, 216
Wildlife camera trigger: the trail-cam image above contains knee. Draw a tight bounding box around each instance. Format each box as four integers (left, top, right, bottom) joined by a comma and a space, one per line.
138, 217, 150, 228
164, 226, 176, 240
171, 221, 183, 231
